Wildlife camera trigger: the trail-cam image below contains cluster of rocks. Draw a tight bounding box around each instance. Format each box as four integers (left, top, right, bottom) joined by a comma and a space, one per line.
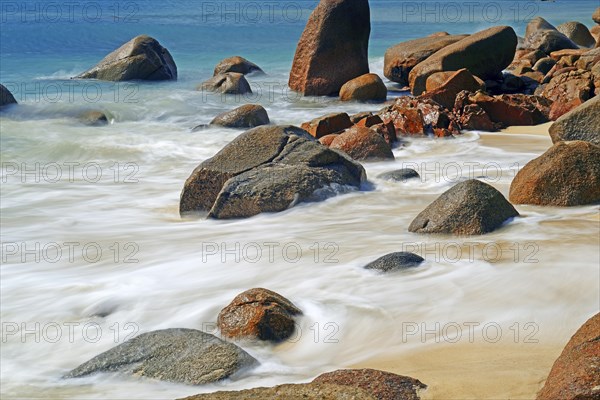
64, 288, 428, 400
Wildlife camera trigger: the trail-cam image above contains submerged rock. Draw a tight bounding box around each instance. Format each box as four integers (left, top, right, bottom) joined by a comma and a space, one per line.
409, 26, 517, 95
199, 73, 252, 95
78, 110, 109, 126
409, 179, 519, 235
536, 313, 600, 400
210, 104, 269, 128
213, 56, 263, 76
548, 96, 600, 145
64, 328, 257, 385
339, 73, 387, 102
509, 141, 600, 206
364, 252, 424, 272
288, 0, 370, 96
218, 288, 302, 342
75, 35, 177, 81
180, 125, 365, 218
0, 84, 17, 107
378, 168, 420, 182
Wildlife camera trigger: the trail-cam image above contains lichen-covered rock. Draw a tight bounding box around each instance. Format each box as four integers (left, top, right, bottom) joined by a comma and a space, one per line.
509, 141, 600, 206
409, 179, 519, 235
64, 329, 257, 385
75, 35, 177, 81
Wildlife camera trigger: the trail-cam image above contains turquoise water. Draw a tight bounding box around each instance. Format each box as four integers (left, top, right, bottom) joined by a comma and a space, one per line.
1, 0, 597, 82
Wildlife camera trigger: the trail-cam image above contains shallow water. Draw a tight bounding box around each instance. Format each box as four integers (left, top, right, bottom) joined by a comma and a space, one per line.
1, 1, 599, 399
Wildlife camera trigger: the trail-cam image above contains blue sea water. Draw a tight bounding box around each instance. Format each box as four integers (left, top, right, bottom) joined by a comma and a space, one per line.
1, 0, 598, 83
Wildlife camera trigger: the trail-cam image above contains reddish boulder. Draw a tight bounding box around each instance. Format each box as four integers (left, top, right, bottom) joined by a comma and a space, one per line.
217, 288, 302, 342
330, 126, 394, 161
594, 7, 600, 24
213, 56, 263, 76
539, 69, 593, 120
318, 134, 339, 146
370, 121, 397, 144
313, 369, 427, 400
383, 34, 468, 86
423, 68, 485, 109
289, 0, 370, 96
301, 112, 353, 138
380, 96, 459, 136
454, 99, 497, 131
340, 73, 387, 102
409, 26, 517, 95
355, 114, 383, 127
536, 313, 600, 400
199, 73, 252, 95
509, 141, 600, 206
454, 91, 552, 127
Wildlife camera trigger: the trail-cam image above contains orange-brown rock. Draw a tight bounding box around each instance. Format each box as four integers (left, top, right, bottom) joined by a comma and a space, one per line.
409, 26, 517, 95
301, 112, 353, 138
549, 48, 587, 61
455, 91, 551, 127
539, 69, 593, 120
355, 114, 383, 127
423, 68, 485, 109
509, 141, 600, 206
536, 313, 600, 400
339, 73, 387, 102
383, 34, 468, 86
217, 288, 302, 342
330, 126, 394, 161
379, 96, 459, 136
289, 0, 370, 96
370, 121, 397, 144
313, 369, 427, 400
318, 133, 339, 146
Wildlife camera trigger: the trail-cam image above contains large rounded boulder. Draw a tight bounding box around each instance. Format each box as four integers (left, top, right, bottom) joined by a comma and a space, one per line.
383, 34, 468, 86
0, 84, 17, 107
180, 125, 366, 218
557, 21, 596, 48
409, 26, 517, 95
339, 73, 387, 102
75, 35, 177, 81
64, 329, 257, 385
536, 313, 600, 400
209, 104, 269, 128
217, 288, 302, 342
288, 0, 370, 96
523, 17, 578, 54
408, 179, 519, 235
548, 96, 600, 145
213, 56, 263, 76
509, 141, 600, 206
